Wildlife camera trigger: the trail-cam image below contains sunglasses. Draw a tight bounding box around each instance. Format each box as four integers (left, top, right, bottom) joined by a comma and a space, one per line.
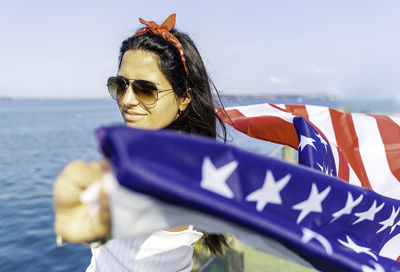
107, 76, 173, 105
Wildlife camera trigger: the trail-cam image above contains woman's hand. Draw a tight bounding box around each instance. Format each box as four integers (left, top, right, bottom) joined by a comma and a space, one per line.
53, 159, 111, 243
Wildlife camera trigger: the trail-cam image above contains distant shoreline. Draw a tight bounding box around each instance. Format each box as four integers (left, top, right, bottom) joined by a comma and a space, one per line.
1, 95, 398, 106
1, 94, 337, 100
1, 95, 398, 114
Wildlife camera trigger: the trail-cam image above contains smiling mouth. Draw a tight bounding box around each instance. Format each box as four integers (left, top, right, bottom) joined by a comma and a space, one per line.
123, 111, 147, 122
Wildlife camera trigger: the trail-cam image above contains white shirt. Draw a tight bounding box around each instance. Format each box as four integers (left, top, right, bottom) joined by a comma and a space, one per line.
85, 226, 203, 272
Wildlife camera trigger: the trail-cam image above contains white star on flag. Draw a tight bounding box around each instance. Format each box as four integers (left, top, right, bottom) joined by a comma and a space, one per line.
315, 132, 328, 152
352, 200, 385, 225
299, 135, 317, 152
377, 206, 400, 234
292, 183, 331, 224
246, 170, 291, 211
361, 262, 385, 272
316, 163, 333, 176
301, 228, 333, 255
200, 156, 238, 199
338, 235, 377, 260
330, 192, 364, 223
394, 220, 400, 233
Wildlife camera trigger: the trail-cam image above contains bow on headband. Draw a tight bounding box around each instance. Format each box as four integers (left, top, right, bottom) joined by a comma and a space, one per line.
136, 14, 189, 75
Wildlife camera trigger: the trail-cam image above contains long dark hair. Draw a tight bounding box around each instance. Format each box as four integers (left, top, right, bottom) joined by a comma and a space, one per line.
118, 29, 228, 254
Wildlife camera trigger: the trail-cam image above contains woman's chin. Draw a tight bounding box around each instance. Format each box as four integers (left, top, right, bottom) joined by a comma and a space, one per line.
125, 121, 144, 129
124, 121, 157, 130
125, 121, 136, 128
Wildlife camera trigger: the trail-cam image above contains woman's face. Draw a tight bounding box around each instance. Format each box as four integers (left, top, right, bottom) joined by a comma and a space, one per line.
117, 50, 185, 130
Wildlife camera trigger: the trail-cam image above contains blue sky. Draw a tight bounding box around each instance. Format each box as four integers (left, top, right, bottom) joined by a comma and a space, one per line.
1, 0, 399, 99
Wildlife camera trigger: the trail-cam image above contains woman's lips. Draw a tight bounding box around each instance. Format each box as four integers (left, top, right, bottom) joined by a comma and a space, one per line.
123, 111, 147, 122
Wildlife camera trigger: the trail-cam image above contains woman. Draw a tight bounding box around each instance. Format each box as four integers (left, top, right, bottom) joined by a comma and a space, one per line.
54, 14, 228, 271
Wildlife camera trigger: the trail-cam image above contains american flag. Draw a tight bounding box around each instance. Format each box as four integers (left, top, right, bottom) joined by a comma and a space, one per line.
217, 103, 400, 199
95, 124, 400, 272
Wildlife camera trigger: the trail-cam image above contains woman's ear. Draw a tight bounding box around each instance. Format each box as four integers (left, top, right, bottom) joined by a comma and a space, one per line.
178, 91, 192, 112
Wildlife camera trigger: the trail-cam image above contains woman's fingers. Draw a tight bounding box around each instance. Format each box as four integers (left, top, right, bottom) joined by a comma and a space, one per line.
53, 160, 108, 207
53, 160, 87, 209
67, 160, 105, 188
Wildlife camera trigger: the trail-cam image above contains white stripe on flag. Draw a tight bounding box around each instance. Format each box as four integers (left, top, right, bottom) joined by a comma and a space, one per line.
389, 116, 400, 127
351, 113, 400, 199
229, 103, 295, 122
306, 105, 340, 176
348, 164, 362, 187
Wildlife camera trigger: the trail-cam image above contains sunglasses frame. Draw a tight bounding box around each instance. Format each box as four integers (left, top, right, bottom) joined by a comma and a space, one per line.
107, 76, 173, 105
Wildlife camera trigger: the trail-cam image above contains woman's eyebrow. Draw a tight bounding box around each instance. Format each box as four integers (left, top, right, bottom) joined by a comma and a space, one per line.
117, 75, 161, 85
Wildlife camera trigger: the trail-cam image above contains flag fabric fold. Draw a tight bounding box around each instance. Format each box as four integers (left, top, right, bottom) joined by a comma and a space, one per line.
98, 125, 400, 272
217, 103, 400, 199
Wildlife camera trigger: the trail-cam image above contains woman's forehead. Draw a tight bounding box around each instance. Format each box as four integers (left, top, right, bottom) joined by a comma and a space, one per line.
119, 50, 167, 84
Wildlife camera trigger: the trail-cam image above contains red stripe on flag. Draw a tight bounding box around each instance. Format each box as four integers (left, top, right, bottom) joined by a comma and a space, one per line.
218, 108, 299, 148
337, 152, 350, 182
217, 108, 244, 126
285, 105, 309, 120
373, 115, 400, 182
239, 116, 299, 149
330, 109, 373, 190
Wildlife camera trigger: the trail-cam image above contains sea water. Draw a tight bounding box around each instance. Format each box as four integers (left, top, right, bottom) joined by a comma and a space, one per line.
0, 97, 398, 271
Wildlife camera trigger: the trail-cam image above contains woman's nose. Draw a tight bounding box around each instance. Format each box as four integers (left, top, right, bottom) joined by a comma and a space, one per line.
122, 85, 140, 106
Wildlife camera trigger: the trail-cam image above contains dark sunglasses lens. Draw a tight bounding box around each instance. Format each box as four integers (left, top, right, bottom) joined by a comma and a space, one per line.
107, 77, 126, 100
132, 80, 158, 104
